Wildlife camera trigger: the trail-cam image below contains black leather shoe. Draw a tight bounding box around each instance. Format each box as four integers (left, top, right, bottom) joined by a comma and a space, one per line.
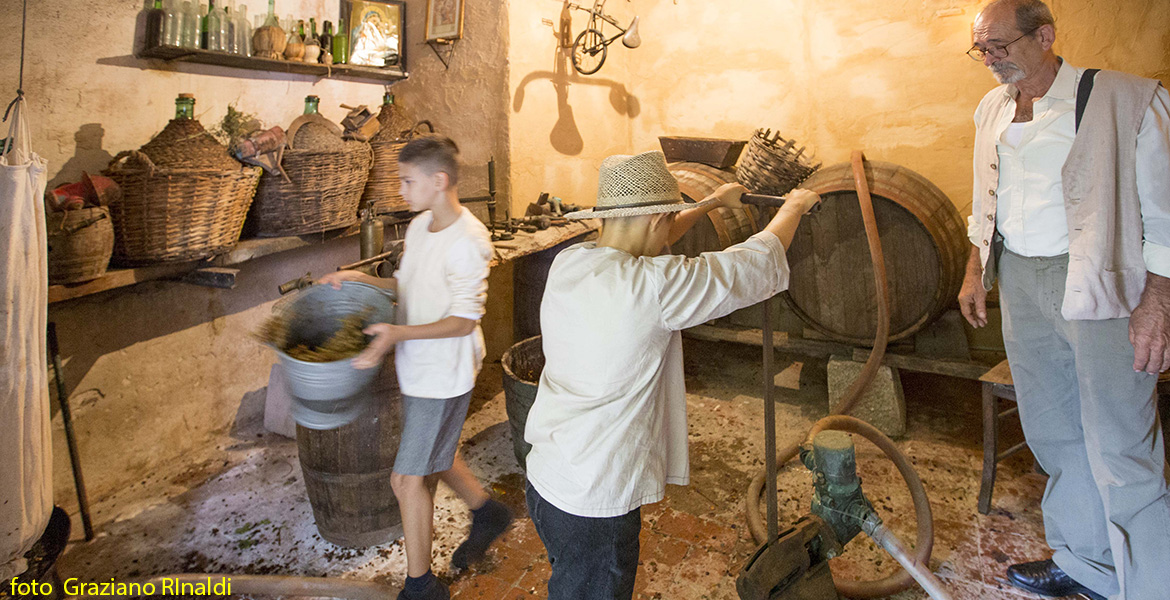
1006, 559, 1105, 600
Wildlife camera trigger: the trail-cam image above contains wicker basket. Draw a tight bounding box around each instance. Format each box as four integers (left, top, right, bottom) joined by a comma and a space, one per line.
105, 151, 261, 265
361, 120, 434, 215
247, 141, 374, 237
46, 207, 114, 284
736, 129, 821, 196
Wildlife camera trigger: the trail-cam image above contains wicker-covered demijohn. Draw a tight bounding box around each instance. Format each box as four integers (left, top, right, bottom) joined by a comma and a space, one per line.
735, 129, 821, 196
361, 120, 433, 215
104, 117, 261, 265
247, 122, 373, 237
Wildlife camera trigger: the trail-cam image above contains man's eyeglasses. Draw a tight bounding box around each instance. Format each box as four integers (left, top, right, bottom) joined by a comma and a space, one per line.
967, 28, 1037, 61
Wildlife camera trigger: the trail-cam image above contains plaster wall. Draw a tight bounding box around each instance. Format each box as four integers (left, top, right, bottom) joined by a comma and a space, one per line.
0, 0, 511, 501
507, 0, 1170, 217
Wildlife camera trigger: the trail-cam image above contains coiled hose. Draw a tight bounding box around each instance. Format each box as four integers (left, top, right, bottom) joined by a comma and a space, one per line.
745, 151, 937, 598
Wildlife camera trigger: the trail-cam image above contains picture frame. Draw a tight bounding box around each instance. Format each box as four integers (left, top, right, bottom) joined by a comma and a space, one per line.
425, 0, 464, 42
340, 0, 406, 69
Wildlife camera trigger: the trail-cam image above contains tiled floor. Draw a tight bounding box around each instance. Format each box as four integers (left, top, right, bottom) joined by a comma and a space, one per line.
56, 336, 1095, 599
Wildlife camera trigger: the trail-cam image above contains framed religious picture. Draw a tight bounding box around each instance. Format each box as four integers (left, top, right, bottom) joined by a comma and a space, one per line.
425, 0, 464, 42
341, 0, 406, 69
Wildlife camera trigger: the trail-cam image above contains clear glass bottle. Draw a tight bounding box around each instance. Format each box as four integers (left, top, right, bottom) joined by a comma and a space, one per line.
332, 18, 348, 64
145, 0, 166, 49
223, 4, 237, 54
178, 1, 196, 48
163, 0, 181, 46
236, 4, 251, 56
175, 93, 196, 120
304, 95, 320, 115
302, 17, 320, 62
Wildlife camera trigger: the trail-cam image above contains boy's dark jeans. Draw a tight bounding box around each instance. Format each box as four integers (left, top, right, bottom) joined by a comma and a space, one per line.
526, 480, 641, 600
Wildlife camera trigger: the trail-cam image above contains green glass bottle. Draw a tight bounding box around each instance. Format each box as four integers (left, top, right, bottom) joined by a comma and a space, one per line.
175, 93, 196, 120
332, 18, 349, 64
146, 0, 166, 49
304, 95, 320, 115
320, 21, 333, 60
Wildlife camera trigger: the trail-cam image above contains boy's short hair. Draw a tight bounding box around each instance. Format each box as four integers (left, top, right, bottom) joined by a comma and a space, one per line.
398, 134, 460, 185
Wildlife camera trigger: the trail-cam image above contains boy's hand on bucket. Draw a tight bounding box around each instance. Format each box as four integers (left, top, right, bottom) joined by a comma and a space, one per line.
352, 323, 402, 369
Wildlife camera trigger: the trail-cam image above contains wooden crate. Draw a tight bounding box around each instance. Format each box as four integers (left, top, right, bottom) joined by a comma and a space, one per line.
659, 136, 747, 169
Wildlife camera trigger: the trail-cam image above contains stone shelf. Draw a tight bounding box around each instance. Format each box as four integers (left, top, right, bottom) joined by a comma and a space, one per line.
137, 45, 407, 83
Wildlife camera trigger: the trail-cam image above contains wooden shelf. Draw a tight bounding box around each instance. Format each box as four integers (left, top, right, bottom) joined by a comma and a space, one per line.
47, 219, 599, 305
138, 45, 407, 83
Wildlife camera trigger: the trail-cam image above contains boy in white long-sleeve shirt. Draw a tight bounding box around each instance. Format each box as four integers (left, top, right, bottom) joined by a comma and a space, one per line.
523, 150, 820, 600
322, 135, 511, 600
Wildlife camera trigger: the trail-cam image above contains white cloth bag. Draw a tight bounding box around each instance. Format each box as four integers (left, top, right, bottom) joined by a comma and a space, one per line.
0, 96, 52, 579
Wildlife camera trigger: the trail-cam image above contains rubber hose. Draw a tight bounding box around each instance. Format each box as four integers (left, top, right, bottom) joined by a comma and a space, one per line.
745, 151, 931, 599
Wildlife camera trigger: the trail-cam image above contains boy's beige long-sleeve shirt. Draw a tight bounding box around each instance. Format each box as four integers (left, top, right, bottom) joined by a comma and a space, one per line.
524, 231, 789, 518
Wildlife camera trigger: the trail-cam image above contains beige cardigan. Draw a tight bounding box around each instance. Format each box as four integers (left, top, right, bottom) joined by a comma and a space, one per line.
971, 70, 1163, 320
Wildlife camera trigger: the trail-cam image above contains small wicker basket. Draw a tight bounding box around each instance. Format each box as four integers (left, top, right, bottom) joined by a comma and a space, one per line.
736, 129, 821, 197
46, 207, 114, 284
105, 151, 261, 265
247, 140, 374, 237
361, 120, 434, 215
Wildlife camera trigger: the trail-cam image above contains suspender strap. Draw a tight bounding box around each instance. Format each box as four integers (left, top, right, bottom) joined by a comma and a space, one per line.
1075, 68, 1100, 133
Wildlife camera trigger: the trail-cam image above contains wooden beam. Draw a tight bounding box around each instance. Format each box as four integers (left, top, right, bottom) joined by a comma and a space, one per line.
685, 323, 998, 381
852, 348, 995, 380
48, 261, 203, 303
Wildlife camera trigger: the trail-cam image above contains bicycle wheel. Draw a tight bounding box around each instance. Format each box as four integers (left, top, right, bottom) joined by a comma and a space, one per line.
571, 28, 607, 75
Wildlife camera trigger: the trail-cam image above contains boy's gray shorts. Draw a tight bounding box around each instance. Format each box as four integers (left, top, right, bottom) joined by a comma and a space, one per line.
393, 390, 472, 476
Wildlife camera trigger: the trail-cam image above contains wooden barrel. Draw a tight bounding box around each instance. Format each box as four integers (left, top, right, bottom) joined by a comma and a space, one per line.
668, 162, 760, 257
296, 362, 402, 547
786, 161, 967, 345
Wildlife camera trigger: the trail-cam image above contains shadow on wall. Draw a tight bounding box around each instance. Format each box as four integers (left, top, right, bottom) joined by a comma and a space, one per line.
513, 50, 640, 156
49, 124, 115, 189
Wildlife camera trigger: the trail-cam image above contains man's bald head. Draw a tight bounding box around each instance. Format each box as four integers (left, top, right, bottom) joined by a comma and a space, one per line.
976, 0, 1055, 35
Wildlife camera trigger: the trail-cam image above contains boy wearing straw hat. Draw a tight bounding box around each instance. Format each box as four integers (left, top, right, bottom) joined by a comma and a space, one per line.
523, 150, 820, 600
321, 135, 511, 600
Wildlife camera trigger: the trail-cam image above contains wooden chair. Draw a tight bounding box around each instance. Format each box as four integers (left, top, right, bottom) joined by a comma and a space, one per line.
978, 359, 1028, 514
978, 361, 1170, 515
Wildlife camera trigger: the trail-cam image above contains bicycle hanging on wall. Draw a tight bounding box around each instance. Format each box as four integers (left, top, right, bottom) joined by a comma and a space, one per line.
568, 0, 641, 75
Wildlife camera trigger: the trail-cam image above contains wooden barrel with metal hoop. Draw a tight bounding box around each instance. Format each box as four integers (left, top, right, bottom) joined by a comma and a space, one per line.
295, 362, 402, 547
787, 160, 967, 345
668, 162, 760, 257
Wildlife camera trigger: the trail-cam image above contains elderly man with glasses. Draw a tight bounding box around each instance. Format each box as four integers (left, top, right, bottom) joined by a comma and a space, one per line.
960, 0, 1170, 599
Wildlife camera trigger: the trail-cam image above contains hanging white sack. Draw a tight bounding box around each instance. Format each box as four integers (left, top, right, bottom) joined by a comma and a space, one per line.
0, 95, 53, 580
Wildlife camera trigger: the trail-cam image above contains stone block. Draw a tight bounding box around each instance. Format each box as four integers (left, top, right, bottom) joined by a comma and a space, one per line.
826, 358, 906, 438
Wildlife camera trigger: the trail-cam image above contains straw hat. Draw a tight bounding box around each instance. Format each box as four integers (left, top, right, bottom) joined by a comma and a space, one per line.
565, 150, 718, 220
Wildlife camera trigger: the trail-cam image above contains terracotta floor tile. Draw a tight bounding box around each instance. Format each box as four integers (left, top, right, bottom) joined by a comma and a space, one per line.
641, 529, 692, 567
515, 555, 551, 592
448, 573, 511, 599
652, 507, 738, 553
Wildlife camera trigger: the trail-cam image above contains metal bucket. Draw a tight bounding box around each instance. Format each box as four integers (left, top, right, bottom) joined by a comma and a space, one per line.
502, 335, 543, 470
273, 282, 396, 428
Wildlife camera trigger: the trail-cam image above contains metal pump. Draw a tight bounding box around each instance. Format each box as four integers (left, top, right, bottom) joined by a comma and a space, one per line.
737, 431, 878, 600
